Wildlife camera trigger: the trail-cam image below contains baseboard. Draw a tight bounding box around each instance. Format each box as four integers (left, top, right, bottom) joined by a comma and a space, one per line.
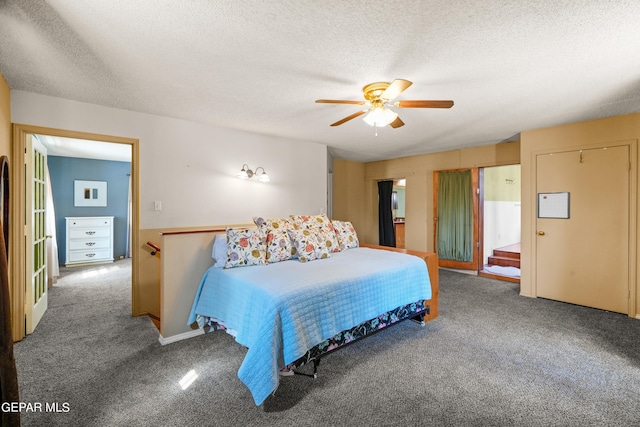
158, 328, 204, 345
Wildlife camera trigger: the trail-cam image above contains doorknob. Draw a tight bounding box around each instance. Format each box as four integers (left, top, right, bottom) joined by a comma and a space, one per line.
537, 231, 545, 236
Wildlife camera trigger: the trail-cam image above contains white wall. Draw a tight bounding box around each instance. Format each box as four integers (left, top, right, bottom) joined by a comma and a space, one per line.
483, 201, 521, 264
11, 91, 328, 228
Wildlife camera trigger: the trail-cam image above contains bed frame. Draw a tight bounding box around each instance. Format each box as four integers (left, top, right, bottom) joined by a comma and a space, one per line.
285, 243, 439, 378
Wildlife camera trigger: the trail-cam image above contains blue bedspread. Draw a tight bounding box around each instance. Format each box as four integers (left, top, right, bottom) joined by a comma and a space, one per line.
188, 247, 432, 405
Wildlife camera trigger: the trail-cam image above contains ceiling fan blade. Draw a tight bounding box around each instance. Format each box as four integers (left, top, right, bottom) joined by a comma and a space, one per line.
330, 110, 366, 126
395, 100, 454, 108
316, 99, 366, 105
389, 116, 405, 129
381, 79, 412, 101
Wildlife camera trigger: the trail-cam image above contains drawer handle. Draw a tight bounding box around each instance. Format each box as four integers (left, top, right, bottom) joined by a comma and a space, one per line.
86, 242, 95, 246
85, 231, 96, 235
86, 253, 96, 258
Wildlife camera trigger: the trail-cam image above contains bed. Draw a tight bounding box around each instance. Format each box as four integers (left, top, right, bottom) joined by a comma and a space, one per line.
187, 220, 438, 406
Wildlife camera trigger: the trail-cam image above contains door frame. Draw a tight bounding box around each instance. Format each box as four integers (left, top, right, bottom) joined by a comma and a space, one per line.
433, 168, 479, 270
477, 164, 522, 283
10, 124, 140, 341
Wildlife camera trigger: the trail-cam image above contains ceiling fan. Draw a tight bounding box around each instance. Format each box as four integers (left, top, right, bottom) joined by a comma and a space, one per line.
316, 79, 453, 130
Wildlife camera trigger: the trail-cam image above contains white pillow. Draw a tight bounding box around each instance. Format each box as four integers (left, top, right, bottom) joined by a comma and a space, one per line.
211, 233, 227, 268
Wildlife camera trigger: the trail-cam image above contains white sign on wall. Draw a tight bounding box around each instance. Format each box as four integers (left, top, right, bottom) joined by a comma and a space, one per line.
537, 192, 569, 219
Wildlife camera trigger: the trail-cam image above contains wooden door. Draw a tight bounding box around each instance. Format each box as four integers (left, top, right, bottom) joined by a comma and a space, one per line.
25, 135, 48, 333
536, 146, 629, 313
433, 168, 479, 270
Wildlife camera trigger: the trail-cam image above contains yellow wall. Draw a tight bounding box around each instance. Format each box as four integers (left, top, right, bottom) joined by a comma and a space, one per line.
334, 141, 521, 252
520, 112, 640, 317
0, 73, 9, 157
333, 159, 366, 233
484, 164, 521, 201
0, 74, 11, 306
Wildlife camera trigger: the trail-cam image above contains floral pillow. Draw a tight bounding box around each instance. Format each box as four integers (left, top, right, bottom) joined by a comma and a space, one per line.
253, 216, 297, 263
290, 214, 340, 253
224, 227, 266, 268
286, 228, 331, 263
332, 220, 359, 251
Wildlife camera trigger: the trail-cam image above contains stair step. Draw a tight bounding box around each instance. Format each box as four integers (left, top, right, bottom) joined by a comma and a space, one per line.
492, 249, 520, 259
487, 255, 520, 268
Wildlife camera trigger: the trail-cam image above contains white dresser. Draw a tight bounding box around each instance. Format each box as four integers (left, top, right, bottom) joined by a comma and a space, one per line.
65, 216, 114, 266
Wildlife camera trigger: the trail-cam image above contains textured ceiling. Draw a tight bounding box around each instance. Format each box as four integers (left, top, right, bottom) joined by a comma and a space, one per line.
2, 1, 640, 162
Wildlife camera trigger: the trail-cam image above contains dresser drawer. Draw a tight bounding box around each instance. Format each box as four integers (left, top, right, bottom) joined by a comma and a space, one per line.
68, 238, 111, 251
67, 218, 112, 228
68, 228, 111, 239
67, 249, 113, 264
66, 216, 114, 266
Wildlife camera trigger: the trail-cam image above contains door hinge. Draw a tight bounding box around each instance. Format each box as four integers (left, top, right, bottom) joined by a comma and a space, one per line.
476, 188, 480, 194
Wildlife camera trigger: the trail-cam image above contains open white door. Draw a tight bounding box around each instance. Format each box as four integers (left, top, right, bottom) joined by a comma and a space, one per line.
25, 134, 48, 334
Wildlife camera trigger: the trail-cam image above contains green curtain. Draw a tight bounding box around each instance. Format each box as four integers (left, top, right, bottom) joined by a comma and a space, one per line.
437, 170, 473, 262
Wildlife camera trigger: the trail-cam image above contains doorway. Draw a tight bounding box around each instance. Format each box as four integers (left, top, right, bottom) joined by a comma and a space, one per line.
433, 168, 479, 270
479, 165, 521, 282
377, 178, 407, 248
10, 124, 140, 341
434, 166, 522, 281
393, 179, 406, 248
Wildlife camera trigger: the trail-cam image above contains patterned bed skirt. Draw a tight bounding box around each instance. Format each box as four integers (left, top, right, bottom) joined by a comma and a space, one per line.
196, 300, 429, 373
286, 300, 429, 372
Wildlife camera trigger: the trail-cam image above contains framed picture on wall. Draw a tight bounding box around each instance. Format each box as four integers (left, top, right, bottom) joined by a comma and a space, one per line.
74, 180, 107, 207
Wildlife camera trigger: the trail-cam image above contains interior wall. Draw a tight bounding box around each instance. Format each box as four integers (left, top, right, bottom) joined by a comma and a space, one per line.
11, 90, 329, 317
520, 112, 640, 318
0, 73, 9, 156
334, 142, 521, 252
11, 91, 328, 229
0, 73, 18, 340
332, 159, 366, 234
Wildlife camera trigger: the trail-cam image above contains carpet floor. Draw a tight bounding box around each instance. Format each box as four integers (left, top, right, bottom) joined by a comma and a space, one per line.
13, 259, 640, 426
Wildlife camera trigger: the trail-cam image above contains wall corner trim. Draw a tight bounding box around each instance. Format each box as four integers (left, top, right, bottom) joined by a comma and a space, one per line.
158, 328, 204, 346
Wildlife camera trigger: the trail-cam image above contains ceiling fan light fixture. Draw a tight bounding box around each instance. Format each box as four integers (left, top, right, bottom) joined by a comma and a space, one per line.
363, 106, 398, 127
316, 79, 452, 129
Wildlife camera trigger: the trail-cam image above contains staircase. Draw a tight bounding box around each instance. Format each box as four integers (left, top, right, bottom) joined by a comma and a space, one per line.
487, 243, 520, 268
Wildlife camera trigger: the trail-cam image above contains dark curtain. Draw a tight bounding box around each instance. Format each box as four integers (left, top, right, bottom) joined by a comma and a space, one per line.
437, 170, 473, 262
378, 180, 396, 247
0, 219, 20, 427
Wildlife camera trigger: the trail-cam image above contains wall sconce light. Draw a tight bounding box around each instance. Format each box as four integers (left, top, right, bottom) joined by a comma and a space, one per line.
236, 164, 270, 182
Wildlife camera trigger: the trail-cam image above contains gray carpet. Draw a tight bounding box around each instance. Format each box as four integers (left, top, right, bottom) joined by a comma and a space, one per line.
13, 260, 640, 426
